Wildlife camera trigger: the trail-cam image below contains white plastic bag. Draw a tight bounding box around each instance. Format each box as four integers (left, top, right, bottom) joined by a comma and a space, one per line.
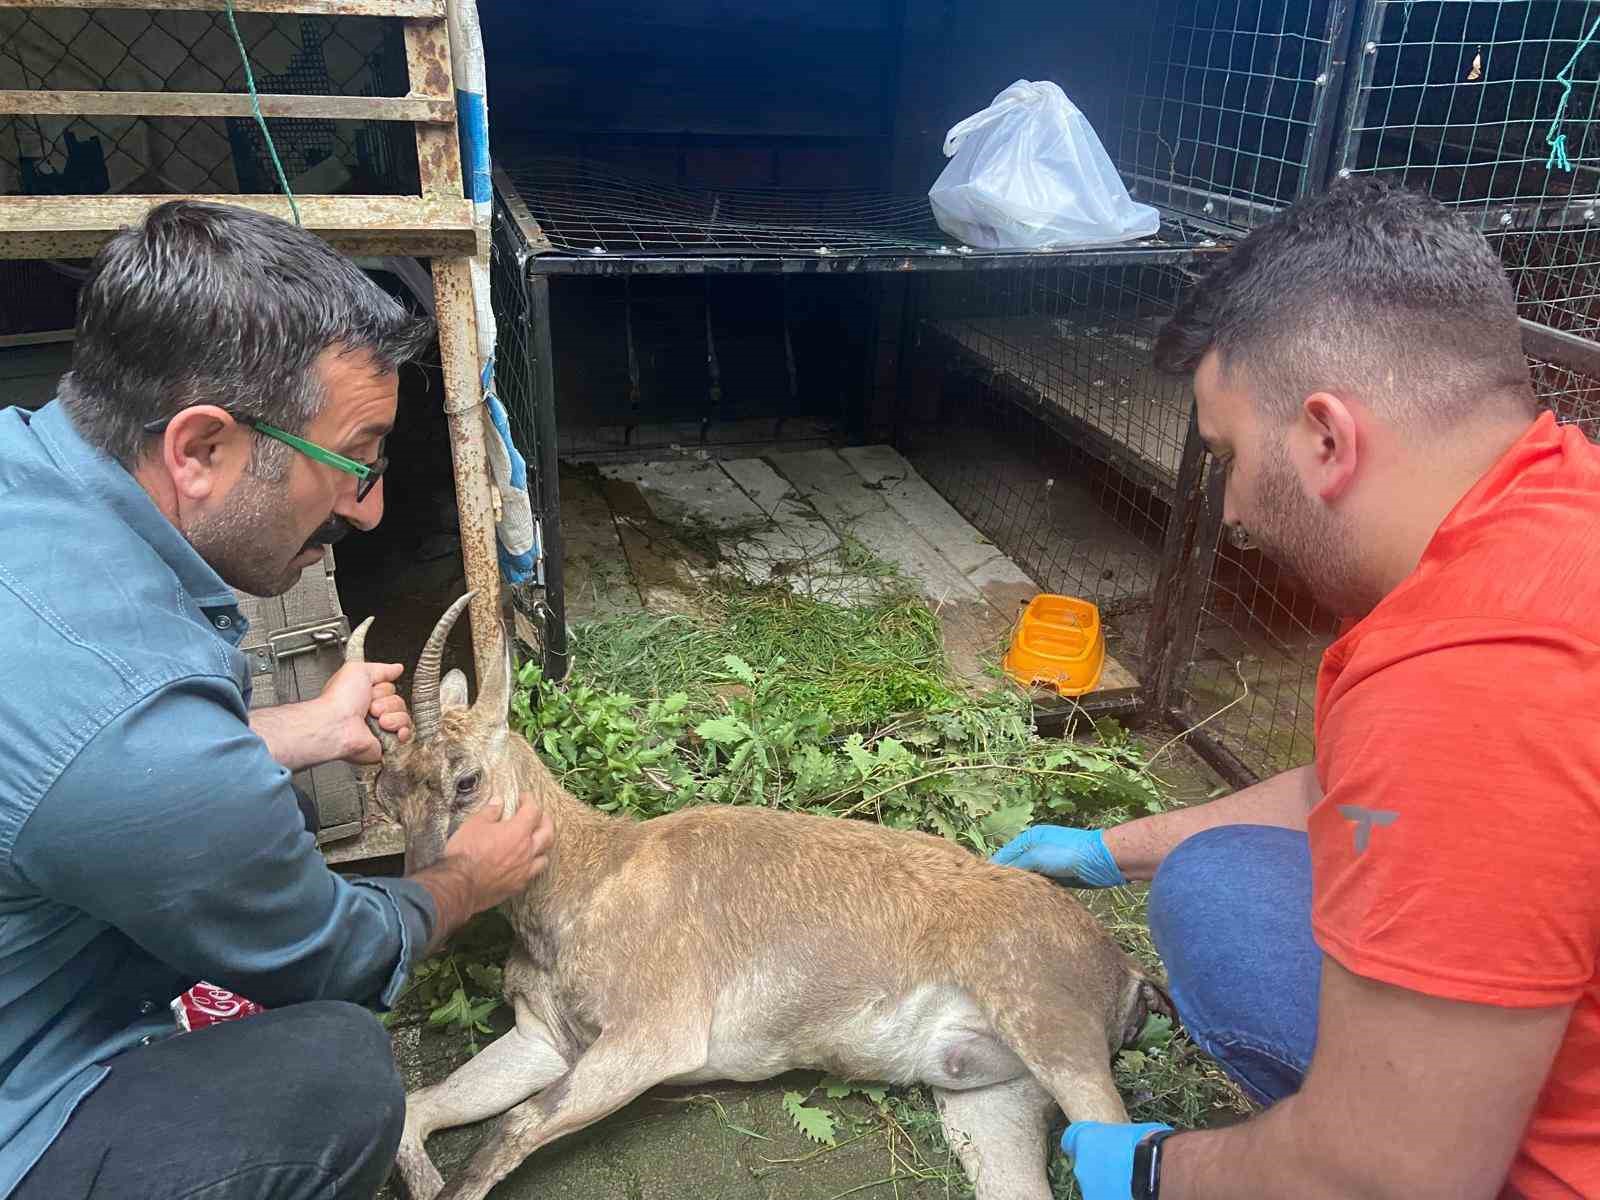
928, 80, 1160, 250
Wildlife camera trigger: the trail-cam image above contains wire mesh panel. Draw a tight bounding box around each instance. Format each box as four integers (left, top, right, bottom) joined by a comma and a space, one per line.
894, 263, 1201, 681
1116, 0, 1348, 228
499, 155, 1219, 273
1334, 0, 1600, 335
1532, 354, 1600, 438
0, 7, 415, 196
1174, 486, 1339, 780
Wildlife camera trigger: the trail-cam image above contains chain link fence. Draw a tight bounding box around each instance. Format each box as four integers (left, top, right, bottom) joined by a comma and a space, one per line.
1, 7, 415, 197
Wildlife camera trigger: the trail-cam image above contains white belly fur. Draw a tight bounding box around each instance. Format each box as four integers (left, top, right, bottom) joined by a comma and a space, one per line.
677, 984, 1027, 1091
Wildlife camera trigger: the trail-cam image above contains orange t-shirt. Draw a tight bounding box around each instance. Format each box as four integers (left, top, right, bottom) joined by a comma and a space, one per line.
1310, 411, 1600, 1199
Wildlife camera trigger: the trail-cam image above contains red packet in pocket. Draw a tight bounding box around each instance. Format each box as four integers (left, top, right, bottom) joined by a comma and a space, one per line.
171, 981, 266, 1032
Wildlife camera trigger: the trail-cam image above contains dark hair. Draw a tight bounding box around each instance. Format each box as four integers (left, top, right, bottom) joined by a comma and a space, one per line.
1153, 178, 1534, 425
60, 199, 434, 468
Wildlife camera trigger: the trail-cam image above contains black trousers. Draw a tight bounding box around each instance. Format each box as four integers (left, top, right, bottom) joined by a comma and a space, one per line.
16, 788, 405, 1199
14, 1000, 404, 1200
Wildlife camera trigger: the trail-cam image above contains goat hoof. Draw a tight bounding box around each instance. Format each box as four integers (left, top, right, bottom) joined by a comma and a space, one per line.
395, 1141, 446, 1200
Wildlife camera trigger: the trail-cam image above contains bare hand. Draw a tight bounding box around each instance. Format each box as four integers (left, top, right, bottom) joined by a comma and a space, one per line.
442, 795, 554, 912
318, 661, 412, 765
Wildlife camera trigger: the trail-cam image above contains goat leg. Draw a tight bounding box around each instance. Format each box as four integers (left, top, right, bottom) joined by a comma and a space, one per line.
397, 1018, 569, 1200
934, 1074, 1059, 1200
979, 996, 1131, 1127
434, 1030, 703, 1200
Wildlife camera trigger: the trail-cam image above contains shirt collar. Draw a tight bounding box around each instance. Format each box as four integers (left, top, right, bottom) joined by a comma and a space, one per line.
29, 399, 246, 616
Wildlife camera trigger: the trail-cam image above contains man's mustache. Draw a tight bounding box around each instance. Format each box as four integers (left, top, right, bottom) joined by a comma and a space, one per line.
301, 516, 353, 553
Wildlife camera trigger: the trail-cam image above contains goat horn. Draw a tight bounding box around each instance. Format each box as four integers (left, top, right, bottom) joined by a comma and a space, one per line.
344, 616, 400, 757
470, 623, 514, 726
412, 591, 475, 742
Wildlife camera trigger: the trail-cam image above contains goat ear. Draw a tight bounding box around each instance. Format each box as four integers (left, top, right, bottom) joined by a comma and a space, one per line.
440, 668, 470, 712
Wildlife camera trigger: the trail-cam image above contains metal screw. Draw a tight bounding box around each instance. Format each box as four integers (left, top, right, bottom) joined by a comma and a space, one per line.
1314, 72, 1327, 86
1202, 201, 1215, 214
1365, 41, 1378, 54
1338, 168, 1352, 179
1586, 209, 1596, 221
213, 614, 231, 629
1499, 211, 1514, 227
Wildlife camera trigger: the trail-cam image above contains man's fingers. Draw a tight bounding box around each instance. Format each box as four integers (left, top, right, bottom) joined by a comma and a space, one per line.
369, 695, 406, 717
365, 662, 405, 685
370, 681, 398, 700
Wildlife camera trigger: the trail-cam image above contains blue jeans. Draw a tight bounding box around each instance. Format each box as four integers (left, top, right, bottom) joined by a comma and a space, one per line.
1147, 825, 1321, 1107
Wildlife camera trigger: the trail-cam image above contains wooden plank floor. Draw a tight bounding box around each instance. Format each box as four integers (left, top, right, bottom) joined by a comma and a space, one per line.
591, 446, 1138, 692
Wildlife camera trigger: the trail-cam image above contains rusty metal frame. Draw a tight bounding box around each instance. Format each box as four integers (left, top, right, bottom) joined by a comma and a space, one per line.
0, 0, 505, 697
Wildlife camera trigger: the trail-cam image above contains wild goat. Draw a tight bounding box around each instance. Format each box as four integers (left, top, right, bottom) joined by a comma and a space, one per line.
350, 593, 1172, 1200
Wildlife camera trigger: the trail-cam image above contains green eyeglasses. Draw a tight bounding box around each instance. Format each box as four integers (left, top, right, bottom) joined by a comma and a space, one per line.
144, 412, 387, 502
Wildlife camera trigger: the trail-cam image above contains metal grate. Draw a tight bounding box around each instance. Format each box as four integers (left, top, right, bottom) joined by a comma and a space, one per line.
1117, 0, 1346, 228
1334, 1, 1600, 338
895, 265, 1200, 680
501, 156, 1217, 273
0, 7, 413, 196
1532, 354, 1600, 439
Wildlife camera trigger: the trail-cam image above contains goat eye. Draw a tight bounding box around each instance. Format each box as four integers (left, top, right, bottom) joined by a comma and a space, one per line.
455, 772, 480, 796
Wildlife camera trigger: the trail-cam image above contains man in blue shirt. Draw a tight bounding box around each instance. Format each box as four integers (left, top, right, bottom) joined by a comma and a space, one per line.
0, 200, 554, 1199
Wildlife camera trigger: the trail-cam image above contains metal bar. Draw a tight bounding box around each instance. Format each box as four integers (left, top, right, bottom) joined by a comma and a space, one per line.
0, 0, 443, 10
0, 194, 475, 259
1168, 712, 1261, 790
1142, 402, 1210, 712
404, 18, 463, 204
526, 274, 570, 682
491, 160, 552, 252
521, 244, 1226, 278
1302, 0, 1362, 197
1468, 200, 1600, 236
1124, 174, 1276, 235
1167, 462, 1230, 706
1522, 318, 1600, 379
1329, 0, 1387, 183
0, 89, 454, 123
432, 256, 504, 684
702, 277, 721, 444
1033, 688, 1145, 737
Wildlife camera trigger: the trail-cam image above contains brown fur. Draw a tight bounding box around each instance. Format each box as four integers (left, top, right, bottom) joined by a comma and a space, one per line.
376, 621, 1164, 1200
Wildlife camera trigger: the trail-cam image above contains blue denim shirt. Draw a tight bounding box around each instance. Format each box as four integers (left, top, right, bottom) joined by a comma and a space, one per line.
0, 400, 435, 1196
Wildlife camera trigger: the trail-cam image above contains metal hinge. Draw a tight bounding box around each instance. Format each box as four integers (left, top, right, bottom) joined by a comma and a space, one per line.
248, 616, 352, 676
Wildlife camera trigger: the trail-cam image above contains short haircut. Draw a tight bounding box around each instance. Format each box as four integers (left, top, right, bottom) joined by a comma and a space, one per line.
60, 199, 434, 467
1153, 178, 1535, 426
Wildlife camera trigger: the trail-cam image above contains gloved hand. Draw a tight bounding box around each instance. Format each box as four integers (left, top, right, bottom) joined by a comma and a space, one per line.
1062, 1120, 1174, 1200
990, 825, 1126, 887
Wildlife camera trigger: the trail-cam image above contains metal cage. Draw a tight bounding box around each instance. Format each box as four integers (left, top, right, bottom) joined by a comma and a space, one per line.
491, 0, 1600, 784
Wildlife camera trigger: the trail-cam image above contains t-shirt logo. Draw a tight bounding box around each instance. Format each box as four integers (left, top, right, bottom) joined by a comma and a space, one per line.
1337, 804, 1400, 853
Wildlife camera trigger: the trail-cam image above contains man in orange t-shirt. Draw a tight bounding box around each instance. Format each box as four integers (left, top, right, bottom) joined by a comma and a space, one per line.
997, 179, 1598, 1199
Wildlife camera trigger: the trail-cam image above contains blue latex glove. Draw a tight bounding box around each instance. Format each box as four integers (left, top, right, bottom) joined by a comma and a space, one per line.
990, 825, 1127, 887
1062, 1120, 1174, 1200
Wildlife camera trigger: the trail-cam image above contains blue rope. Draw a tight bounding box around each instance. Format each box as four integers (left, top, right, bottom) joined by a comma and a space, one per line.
1544, 12, 1600, 173
223, 0, 301, 223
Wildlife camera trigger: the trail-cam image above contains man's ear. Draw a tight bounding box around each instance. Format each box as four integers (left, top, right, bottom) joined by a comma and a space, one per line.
1295, 391, 1361, 502
162, 405, 246, 503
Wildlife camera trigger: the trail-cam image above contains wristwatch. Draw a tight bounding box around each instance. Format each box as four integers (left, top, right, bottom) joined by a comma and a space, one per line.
1131, 1128, 1175, 1200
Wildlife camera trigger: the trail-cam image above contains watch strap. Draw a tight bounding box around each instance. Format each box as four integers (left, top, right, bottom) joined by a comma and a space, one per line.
1131, 1128, 1175, 1200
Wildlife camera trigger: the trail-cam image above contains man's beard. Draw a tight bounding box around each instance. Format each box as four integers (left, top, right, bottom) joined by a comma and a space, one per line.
184, 474, 352, 598
1239, 451, 1378, 620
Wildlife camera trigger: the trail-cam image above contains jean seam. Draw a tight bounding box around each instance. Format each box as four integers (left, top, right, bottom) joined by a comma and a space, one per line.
1183, 1025, 1307, 1105
172, 1160, 337, 1200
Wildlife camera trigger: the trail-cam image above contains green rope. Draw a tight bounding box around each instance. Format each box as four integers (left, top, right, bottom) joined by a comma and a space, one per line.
1543, 11, 1600, 173
222, 0, 301, 224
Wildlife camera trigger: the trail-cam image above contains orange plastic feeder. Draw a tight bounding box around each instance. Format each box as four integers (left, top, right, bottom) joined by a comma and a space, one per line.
1002, 593, 1106, 696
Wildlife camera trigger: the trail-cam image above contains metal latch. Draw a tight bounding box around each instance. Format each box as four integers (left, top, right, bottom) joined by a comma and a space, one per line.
249, 616, 352, 676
